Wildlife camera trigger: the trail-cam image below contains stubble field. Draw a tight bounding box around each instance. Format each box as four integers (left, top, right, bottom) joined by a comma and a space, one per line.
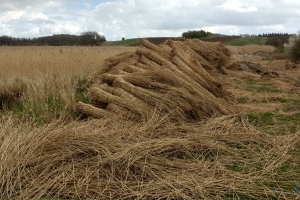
0, 44, 300, 199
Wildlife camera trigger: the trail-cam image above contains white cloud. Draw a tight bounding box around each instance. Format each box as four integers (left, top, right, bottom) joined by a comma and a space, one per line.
202, 25, 240, 35
4, 11, 25, 20
261, 25, 286, 31
51, 22, 80, 34
0, 0, 300, 40
20, 12, 49, 21
219, 0, 258, 13
229, 28, 240, 34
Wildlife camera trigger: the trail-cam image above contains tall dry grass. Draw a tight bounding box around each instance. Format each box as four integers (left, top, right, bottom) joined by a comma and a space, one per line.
0, 46, 136, 80
0, 46, 136, 123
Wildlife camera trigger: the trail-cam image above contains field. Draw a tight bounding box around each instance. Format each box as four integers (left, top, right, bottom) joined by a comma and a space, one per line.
101, 36, 267, 47
102, 38, 143, 46
201, 36, 241, 43
102, 37, 182, 46
226, 44, 275, 54
1, 42, 300, 199
224, 36, 267, 46
100, 36, 268, 47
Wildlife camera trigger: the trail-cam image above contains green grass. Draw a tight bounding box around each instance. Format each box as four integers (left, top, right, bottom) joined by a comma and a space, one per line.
245, 78, 257, 84
248, 112, 274, 127
102, 38, 142, 46
238, 79, 281, 93
74, 77, 91, 104
280, 98, 300, 104
237, 97, 250, 104
256, 85, 281, 93
10, 94, 66, 126
225, 37, 267, 46
280, 98, 300, 112
0, 76, 91, 126
0, 79, 27, 111
248, 112, 300, 135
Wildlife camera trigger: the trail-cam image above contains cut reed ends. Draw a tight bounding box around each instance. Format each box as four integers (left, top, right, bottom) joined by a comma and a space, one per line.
75, 101, 112, 118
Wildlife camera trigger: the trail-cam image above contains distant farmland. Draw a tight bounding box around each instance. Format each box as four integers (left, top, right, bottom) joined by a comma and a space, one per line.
201, 36, 241, 43
102, 36, 253, 46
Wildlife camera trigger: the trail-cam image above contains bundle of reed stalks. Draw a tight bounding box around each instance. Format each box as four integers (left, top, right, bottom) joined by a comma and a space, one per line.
75, 38, 234, 121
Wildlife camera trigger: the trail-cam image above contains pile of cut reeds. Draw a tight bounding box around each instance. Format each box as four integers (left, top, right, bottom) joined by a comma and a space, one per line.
76, 39, 234, 121
1, 114, 298, 199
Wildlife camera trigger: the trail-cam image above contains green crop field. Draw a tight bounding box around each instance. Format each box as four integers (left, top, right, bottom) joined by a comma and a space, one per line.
225, 36, 267, 46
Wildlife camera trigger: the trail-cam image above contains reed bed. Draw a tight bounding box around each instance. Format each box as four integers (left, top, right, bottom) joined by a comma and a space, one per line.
0, 46, 137, 80
0, 46, 136, 123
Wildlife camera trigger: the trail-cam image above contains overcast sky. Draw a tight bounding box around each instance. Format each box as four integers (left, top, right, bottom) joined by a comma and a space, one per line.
0, 0, 299, 41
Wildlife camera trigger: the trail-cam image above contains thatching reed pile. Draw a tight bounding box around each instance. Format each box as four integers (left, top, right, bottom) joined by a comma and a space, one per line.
76, 39, 233, 121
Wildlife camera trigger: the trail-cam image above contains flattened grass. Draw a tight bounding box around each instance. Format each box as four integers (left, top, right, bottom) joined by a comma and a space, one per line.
1, 114, 299, 199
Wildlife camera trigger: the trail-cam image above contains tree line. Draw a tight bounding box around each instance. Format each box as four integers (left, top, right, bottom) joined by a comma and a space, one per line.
181, 30, 293, 39
182, 30, 213, 39
257, 33, 291, 37
258, 33, 293, 50
0, 31, 106, 46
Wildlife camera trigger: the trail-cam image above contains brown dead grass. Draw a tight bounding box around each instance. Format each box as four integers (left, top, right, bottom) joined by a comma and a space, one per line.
1, 113, 299, 199
223, 53, 300, 132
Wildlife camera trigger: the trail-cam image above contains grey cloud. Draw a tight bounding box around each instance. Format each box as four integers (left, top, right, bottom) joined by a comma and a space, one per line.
203, 10, 289, 26
87, 0, 300, 39
0, 0, 300, 40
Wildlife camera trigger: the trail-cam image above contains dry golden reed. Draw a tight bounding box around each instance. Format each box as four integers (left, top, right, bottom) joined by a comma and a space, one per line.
1, 114, 298, 199
0, 46, 136, 121
0, 46, 137, 80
